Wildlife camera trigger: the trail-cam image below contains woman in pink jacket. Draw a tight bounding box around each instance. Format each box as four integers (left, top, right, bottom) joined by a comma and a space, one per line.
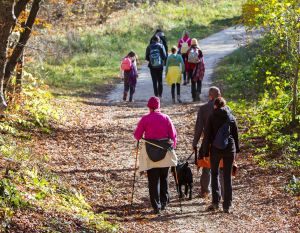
134, 97, 177, 214
178, 30, 191, 85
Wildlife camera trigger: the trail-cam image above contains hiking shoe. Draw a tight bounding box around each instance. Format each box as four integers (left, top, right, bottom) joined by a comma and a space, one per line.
177, 95, 182, 103
161, 204, 167, 211
199, 192, 209, 199
183, 81, 187, 86
206, 204, 219, 211
153, 209, 161, 215
223, 208, 230, 213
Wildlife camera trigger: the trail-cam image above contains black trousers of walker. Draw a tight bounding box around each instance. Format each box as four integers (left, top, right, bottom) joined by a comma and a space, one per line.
210, 147, 235, 210
171, 83, 180, 99
188, 70, 202, 99
150, 67, 163, 97
147, 167, 169, 211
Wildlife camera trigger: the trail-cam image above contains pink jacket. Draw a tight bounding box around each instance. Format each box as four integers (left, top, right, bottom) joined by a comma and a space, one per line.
178, 35, 191, 49
134, 111, 177, 148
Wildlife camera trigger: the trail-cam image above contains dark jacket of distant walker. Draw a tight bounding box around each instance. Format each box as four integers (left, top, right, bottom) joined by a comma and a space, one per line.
200, 108, 240, 156
192, 100, 214, 148
145, 42, 167, 69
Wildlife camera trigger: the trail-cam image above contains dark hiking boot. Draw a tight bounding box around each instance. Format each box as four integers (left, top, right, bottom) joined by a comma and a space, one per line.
183, 81, 187, 85
199, 191, 209, 199
195, 92, 201, 101
223, 208, 230, 214
123, 92, 127, 101
206, 203, 219, 211
153, 209, 161, 215
177, 95, 182, 103
129, 95, 133, 102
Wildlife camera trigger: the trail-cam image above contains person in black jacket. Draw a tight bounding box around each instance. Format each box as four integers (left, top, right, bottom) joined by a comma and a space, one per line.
146, 35, 167, 97
150, 29, 168, 55
200, 97, 240, 213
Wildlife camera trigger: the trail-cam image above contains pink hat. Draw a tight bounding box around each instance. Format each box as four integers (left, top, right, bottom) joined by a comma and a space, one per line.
147, 96, 160, 109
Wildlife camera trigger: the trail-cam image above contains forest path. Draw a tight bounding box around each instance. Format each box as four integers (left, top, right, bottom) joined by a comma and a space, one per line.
35, 26, 299, 233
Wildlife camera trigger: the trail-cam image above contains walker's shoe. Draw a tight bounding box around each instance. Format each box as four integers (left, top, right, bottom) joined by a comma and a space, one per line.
199, 192, 209, 198
153, 209, 161, 215
177, 95, 182, 103
206, 204, 219, 211
123, 92, 127, 101
196, 92, 201, 101
223, 208, 230, 214
183, 81, 187, 86
161, 204, 167, 211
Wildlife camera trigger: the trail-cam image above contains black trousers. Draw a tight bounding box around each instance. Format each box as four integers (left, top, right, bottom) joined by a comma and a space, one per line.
191, 80, 202, 98
171, 83, 180, 99
181, 54, 187, 82
188, 70, 202, 99
210, 148, 235, 209
150, 68, 163, 97
147, 167, 169, 210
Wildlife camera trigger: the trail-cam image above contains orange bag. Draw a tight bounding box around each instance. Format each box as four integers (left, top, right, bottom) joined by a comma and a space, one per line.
197, 157, 238, 176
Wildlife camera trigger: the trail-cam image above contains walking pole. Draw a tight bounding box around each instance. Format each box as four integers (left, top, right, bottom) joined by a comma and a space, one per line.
130, 140, 139, 209
174, 167, 183, 214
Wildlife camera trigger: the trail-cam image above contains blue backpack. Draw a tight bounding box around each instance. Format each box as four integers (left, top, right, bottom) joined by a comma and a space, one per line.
212, 118, 231, 150
149, 45, 163, 68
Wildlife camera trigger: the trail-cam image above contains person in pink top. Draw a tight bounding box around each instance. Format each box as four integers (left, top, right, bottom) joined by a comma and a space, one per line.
134, 96, 177, 214
177, 30, 191, 85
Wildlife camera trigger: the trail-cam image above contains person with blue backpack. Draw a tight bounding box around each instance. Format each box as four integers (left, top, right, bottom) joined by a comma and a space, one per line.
199, 97, 240, 213
146, 35, 167, 98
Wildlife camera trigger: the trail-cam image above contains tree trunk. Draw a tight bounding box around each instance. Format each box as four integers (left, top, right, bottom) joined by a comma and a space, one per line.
4, 0, 42, 91
15, 52, 24, 93
292, 30, 300, 123
0, 0, 16, 111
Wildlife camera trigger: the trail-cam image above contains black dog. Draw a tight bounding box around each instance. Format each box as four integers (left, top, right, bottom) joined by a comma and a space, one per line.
171, 162, 193, 199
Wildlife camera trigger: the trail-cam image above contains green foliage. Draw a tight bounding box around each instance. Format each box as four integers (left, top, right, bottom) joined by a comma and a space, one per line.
285, 175, 300, 196
219, 34, 300, 170
33, 0, 243, 94
242, 0, 300, 121
0, 71, 60, 137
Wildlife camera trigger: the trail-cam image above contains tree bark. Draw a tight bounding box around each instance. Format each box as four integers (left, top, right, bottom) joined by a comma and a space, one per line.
291, 30, 300, 123
14, 0, 30, 19
0, 0, 16, 111
4, 0, 41, 90
15, 52, 24, 93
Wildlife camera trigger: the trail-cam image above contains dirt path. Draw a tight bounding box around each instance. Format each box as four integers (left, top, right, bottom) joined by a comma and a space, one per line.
36, 27, 299, 232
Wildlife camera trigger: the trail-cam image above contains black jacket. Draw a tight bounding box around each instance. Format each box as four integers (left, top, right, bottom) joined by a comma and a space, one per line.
192, 100, 214, 147
145, 42, 167, 69
200, 107, 240, 157
150, 32, 168, 54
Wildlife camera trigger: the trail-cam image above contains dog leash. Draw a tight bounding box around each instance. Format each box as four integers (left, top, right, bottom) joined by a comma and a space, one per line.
186, 151, 194, 161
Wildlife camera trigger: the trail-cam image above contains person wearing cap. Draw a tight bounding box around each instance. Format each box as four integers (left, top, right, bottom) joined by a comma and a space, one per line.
186, 38, 204, 101
134, 97, 177, 214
